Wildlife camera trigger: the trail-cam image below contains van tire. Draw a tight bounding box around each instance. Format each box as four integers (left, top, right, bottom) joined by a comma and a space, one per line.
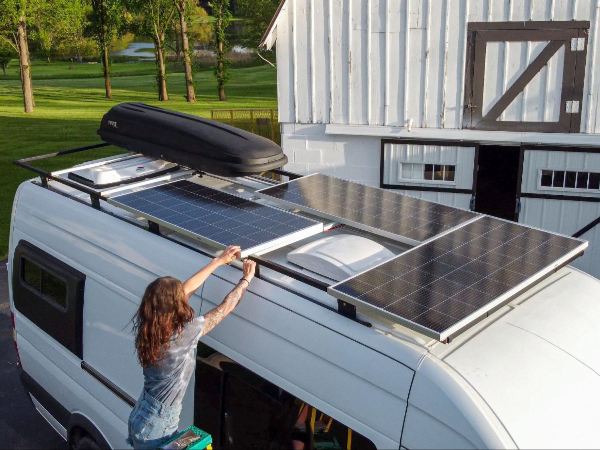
71, 435, 101, 450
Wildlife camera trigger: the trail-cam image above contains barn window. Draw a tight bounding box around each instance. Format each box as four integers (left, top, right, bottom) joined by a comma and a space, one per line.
540, 169, 600, 191
463, 21, 589, 132
400, 163, 456, 183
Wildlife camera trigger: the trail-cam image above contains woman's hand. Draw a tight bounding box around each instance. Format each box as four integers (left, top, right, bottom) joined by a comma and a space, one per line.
215, 245, 241, 266
242, 259, 256, 283
183, 245, 240, 298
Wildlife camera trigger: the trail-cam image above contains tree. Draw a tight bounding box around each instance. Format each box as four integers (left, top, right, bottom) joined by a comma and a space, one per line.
0, 0, 43, 112
236, 0, 280, 49
30, 0, 87, 62
88, 0, 125, 99
174, 0, 195, 102
209, 0, 231, 101
57, 0, 90, 63
129, 0, 176, 101
0, 38, 15, 75
187, 6, 211, 47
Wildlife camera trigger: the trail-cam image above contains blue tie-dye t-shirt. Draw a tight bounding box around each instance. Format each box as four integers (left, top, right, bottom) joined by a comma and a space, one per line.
142, 316, 205, 407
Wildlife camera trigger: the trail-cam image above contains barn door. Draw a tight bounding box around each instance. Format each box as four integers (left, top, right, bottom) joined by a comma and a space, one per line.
463, 21, 589, 132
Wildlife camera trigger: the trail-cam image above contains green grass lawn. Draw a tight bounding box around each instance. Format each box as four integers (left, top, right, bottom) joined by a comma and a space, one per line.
0, 60, 277, 259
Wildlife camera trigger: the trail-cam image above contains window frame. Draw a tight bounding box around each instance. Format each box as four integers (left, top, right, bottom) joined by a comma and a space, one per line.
463, 21, 589, 133
12, 240, 86, 358
537, 168, 600, 193
398, 162, 457, 185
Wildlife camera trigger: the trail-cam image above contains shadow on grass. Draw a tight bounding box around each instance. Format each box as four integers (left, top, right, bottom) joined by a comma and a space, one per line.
0, 116, 123, 259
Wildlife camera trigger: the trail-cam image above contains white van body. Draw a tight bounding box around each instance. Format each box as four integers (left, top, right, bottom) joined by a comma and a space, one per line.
8, 156, 600, 449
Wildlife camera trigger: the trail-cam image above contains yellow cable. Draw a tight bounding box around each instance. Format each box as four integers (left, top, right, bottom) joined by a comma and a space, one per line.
298, 402, 306, 416
346, 428, 352, 450
325, 417, 333, 433
310, 407, 317, 434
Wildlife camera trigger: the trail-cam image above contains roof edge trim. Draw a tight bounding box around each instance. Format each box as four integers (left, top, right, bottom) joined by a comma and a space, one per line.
259, 0, 286, 49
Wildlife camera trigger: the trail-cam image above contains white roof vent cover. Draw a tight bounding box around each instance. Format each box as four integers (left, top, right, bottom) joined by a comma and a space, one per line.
287, 234, 395, 281
69, 156, 177, 188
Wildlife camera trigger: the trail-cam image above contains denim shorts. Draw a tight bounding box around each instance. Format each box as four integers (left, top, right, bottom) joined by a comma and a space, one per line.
128, 390, 181, 449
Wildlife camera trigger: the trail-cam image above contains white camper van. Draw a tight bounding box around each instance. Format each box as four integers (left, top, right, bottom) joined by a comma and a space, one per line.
8, 104, 600, 450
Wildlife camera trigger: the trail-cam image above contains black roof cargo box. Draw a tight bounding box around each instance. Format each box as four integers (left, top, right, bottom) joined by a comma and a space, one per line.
98, 103, 287, 176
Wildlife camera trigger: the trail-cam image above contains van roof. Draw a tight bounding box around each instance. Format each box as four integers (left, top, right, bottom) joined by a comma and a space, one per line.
14, 145, 594, 349
430, 266, 600, 448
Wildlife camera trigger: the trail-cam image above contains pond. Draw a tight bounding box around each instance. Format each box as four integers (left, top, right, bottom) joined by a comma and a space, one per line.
112, 42, 155, 59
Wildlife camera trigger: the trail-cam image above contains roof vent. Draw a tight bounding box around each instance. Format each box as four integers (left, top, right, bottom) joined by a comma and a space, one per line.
287, 234, 395, 281
68, 155, 178, 189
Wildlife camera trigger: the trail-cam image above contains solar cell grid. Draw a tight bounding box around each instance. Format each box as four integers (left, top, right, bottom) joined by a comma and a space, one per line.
258, 174, 477, 243
111, 180, 323, 256
329, 215, 587, 340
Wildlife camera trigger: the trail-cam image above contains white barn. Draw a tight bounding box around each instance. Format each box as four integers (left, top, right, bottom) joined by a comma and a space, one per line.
260, 0, 600, 278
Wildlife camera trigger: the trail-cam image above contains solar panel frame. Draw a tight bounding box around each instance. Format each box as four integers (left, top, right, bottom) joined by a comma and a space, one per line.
256, 173, 480, 245
328, 215, 588, 341
108, 180, 324, 258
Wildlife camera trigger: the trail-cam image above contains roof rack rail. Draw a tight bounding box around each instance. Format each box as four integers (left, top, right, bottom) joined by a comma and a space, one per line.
14, 143, 371, 328
14, 142, 111, 209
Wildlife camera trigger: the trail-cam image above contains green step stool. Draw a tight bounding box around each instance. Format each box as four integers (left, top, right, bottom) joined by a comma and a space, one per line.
159, 425, 212, 450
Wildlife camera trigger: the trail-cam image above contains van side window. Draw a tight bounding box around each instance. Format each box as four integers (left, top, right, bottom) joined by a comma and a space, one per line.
195, 344, 377, 450
13, 240, 86, 358
22, 258, 68, 309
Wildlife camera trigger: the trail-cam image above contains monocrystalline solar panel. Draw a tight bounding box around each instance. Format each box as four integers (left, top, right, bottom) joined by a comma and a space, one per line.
110, 180, 323, 257
329, 216, 587, 341
257, 173, 477, 244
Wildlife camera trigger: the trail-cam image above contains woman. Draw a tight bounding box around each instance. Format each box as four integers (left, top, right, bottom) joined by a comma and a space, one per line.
128, 245, 256, 449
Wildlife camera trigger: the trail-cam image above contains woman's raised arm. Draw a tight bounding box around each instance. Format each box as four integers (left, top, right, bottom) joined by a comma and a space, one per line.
182, 245, 241, 298
200, 259, 256, 337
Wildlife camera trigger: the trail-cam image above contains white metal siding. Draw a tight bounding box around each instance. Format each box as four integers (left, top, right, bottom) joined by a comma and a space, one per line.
521, 149, 600, 197
381, 142, 475, 209
382, 143, 475, 190
275, 0, 600, 133
520, 149, 600, 277
520, 198, 600, 278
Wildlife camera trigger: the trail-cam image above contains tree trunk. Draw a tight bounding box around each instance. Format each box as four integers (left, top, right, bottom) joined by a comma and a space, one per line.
174, 23, 181, 61
217, 40, 226, 101
155, 35, 168, 101
177, 2, 196, 103
101, 43, 112, 99
17, 17, 34, 113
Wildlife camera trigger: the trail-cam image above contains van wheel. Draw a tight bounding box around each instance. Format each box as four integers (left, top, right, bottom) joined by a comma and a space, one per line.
71, 435, 101, 450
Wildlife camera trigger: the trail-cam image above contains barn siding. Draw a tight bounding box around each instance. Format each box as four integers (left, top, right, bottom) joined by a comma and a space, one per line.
381, 143, 475, 191
521, 149, 600, 196
277, 0, 600, 133
520, 198, 600, 278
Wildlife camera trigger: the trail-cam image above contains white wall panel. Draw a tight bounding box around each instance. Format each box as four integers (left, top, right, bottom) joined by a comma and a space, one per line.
311, 0, 330, 123
520, 198, 600, 278
328, 0, 350, 124
382, 143, 475, 190
293, 0, 312, 123
274, 0, 600, 133
521, 149, 600, 196
369, 0, 386, 125
275, 4, 294, 123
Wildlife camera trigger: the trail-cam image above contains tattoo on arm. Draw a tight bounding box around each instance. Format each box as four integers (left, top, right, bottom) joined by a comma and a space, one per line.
200, 281, 247, 337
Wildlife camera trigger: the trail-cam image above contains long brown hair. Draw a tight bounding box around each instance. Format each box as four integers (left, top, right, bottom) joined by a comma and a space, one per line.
133, 276, 194, 367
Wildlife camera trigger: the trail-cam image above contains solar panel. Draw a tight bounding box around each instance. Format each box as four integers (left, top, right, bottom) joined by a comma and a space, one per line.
257, 174, 478, 244
110, 180, 324, 257
329, 216, 587, 341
